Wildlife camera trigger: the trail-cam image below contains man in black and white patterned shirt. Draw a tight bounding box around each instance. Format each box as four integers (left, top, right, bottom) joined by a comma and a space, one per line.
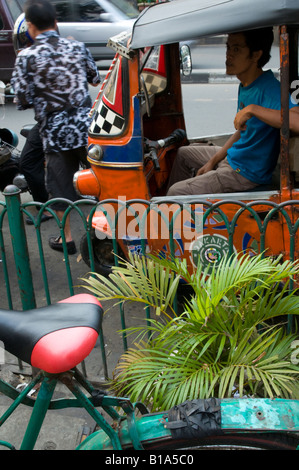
11, 0, 101, 254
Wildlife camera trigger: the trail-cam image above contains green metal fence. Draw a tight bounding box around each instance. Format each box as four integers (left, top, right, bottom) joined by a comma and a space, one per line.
0, 186, 298, 379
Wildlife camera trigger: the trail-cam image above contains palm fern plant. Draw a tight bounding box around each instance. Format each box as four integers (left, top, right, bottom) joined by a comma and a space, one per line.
83, 252, 299, 411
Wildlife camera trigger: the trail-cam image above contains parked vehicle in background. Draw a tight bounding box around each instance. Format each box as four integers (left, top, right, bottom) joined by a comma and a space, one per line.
48, 0, 138, 61
0, 0, 139, 83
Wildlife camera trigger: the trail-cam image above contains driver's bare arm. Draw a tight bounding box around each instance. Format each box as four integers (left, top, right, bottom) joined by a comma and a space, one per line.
234, 104, 299, 134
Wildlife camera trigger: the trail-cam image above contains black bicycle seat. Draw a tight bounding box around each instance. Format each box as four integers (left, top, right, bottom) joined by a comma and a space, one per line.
0, 294, 103, 374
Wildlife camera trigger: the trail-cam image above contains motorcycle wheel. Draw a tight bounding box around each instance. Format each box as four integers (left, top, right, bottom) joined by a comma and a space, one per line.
80, 229, 124, 277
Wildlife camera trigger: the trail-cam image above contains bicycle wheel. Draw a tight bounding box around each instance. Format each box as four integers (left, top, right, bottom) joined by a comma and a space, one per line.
140, 397, 299, 450
78, 398, 299, 451
140, 432, 299, 450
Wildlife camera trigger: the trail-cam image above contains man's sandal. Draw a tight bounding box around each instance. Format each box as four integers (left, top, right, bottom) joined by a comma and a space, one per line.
49, 236, 77, 255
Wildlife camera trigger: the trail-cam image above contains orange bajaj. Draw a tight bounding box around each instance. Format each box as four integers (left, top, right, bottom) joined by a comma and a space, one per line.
74, 0, 299, 276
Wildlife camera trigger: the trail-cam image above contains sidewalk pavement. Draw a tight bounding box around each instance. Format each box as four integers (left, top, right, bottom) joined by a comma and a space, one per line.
182, 69, 239, 84
182, 68, 280, 84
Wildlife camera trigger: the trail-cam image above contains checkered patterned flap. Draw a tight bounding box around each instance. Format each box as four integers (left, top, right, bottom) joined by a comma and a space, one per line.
90, 102, 125, 136
142, 72, 167, 95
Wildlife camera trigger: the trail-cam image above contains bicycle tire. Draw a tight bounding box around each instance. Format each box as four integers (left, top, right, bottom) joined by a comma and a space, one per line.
138, 398, 299, 450
140, 432, 299, 450
78, 398, 299, 451
78, 423, 299, 451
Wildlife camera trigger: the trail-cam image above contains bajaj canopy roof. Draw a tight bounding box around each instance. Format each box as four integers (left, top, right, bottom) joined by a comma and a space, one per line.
130, 0, 299, 49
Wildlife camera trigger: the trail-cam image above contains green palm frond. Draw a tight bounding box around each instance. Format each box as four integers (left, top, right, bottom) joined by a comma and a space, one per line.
82, 251, 299, 410
111, 323, 299, 410
83, 253, 180, 318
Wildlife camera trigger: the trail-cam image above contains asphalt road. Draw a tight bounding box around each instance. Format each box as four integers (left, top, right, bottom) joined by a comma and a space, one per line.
2, 79, 238, 144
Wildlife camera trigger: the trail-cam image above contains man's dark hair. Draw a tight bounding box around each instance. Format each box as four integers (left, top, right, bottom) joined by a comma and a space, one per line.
243, 27, 274, 68
24, 0, 56, 30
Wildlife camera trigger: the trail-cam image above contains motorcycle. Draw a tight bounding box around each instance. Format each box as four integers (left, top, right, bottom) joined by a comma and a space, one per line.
0, 127, 23, 192
0, 81, 28, 193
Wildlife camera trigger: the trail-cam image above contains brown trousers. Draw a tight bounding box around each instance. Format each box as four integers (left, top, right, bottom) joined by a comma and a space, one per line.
167, 144, 258, 196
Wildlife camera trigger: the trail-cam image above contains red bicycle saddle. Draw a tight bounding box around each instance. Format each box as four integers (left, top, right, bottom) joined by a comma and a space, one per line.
0, 294, 103, 374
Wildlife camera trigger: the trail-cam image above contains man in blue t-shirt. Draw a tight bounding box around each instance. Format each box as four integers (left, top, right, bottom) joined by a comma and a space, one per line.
167, 28, 299, 196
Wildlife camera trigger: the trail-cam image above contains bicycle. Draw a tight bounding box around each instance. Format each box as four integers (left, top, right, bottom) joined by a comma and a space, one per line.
0, 293, 299, 450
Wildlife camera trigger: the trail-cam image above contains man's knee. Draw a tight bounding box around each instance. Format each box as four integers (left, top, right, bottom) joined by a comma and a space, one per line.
167, 180, 192, 196
175, 145, 190, 164
166, 184, 177, 196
